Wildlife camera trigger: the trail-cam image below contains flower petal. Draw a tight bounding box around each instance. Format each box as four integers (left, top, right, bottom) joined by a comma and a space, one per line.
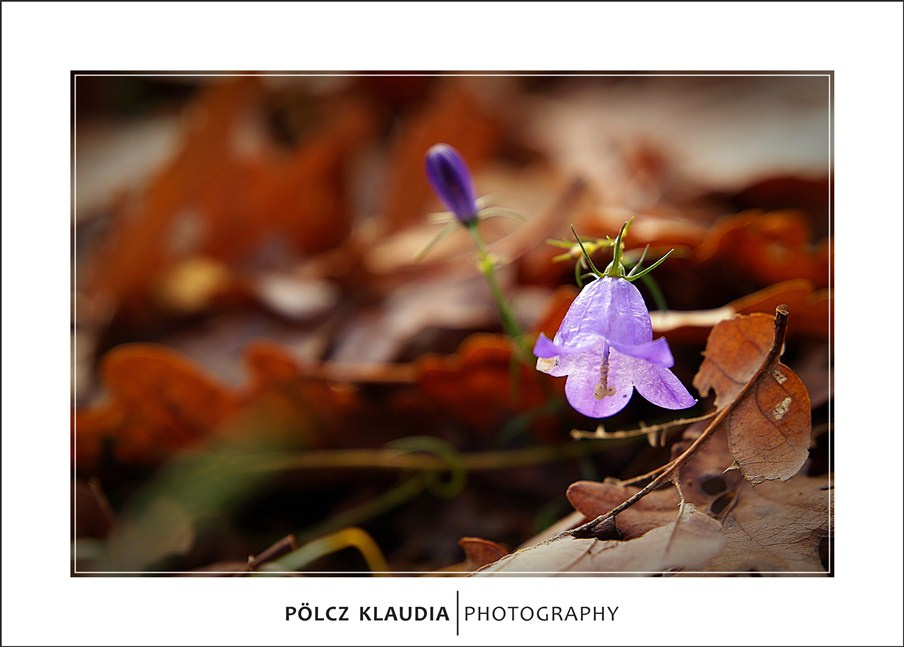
548, 278, 610, 350
609, 336, 674, 367
534, 334, 601, 377
563, 348, 634, 418
631, 363, 698, 410
551, 277, 654, 352
533, 333, 595, 358
598, 277, 655, 345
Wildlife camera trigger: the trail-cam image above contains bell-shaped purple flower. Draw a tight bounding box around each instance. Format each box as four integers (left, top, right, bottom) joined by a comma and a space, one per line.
425, 143, 479, 225
534, 276, 696, 418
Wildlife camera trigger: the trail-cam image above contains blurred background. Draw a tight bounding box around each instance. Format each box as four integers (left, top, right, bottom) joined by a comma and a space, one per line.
72, 73, 832, 574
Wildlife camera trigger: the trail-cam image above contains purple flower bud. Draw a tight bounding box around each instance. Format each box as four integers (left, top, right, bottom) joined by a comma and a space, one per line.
425, 143, 479, 225
534, 276, 696, 418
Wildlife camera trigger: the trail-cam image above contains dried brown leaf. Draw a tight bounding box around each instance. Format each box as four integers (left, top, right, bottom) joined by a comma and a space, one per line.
475, 504, 723, 575
458, 537, 509, 570
566, 482, 681, 538
693, 312, 811, 484
706, 474, 829, 573
672, 425, 747, 512
674, 428, 830, 573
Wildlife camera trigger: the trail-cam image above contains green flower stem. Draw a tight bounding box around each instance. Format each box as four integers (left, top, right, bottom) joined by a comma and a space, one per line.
466, 221, 533, 362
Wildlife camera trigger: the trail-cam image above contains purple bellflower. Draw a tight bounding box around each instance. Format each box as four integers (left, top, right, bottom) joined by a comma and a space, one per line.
425, 144, 479, 225
534, 225, 696, 418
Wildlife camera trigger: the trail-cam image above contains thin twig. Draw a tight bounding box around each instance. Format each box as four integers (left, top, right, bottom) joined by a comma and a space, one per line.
566, 305, 790, 539
248, 534, 297, 570
570, 411, 716, 441
608, 461, 677, 487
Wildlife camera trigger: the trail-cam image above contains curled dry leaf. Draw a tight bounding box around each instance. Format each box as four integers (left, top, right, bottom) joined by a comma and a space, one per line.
671, 423, 748, 515
564, 424, 830, 573
474, 503, 723, 575
693, 311, 811, 485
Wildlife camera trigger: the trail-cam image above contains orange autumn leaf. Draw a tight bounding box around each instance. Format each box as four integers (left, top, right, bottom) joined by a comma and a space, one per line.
86, 77, 373, 322
76, 344, 237, 468
416, 334, 555, 434
234, 341, 364, 450
731, 280, 831, 338
243, 340, 303, 392
696, 210, 831, 288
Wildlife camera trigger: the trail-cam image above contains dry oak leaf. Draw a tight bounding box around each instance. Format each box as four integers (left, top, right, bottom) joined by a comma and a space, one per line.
693, 311, 811, 485
474, 503, 723, 575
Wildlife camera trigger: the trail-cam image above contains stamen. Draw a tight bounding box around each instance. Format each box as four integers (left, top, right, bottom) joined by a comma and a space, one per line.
594, 343, 616, 400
